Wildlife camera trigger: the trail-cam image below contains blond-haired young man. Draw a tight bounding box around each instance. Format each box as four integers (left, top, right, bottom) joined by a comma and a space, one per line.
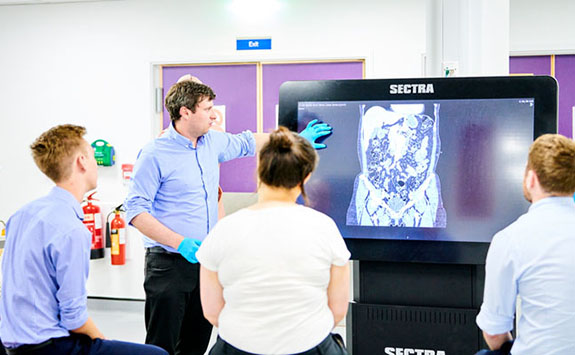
476, 134, 575, 355
0, 125, 167, 355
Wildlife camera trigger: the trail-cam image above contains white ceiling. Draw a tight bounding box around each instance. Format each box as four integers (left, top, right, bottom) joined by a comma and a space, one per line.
0, 0, 121, 5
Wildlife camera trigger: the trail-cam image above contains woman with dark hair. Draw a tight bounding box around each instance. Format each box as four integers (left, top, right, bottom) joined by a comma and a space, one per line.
196, 126, 350, 355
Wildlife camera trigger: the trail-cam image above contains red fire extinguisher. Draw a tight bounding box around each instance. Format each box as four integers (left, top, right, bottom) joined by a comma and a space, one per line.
109, 206, 126, 265
83, 192, 104, 259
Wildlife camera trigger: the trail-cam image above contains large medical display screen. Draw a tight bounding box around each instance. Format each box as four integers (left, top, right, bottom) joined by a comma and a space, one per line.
298, 98, 535, 243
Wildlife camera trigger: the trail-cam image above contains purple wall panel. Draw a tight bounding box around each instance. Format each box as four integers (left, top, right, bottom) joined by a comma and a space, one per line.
262, 62, 364, 132
555, 55, 575, 137
162, 65, 258, 192
509, 56, 551, 76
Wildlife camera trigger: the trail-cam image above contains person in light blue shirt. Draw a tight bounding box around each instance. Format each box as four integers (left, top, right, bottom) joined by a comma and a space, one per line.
0, 124, 166, 355
475, 134, 575, 355
124, 80, 331, 355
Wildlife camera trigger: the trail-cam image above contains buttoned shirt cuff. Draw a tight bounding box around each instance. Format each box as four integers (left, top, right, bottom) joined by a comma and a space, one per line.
476, 309, 514, 335
245, 130, 256, 156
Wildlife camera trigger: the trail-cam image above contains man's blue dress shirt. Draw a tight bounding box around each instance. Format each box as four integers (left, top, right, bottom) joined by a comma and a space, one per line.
477, 197, 575, 355
125, 124, 255, 251
0, 187, 90, 348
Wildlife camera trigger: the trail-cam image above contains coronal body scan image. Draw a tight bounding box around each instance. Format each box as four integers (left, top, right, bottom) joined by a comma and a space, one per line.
346, 103, 447, 228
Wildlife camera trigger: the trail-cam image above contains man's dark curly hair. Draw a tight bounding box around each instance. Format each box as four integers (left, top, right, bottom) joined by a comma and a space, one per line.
164, 81, 216, 121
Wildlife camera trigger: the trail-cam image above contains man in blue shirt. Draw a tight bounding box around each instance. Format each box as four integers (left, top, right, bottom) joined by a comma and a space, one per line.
0, 124, 167, 355
125, 80, 331, 355
475, 134, 575, 355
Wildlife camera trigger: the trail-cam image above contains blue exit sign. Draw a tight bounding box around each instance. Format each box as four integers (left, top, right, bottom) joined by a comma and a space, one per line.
237, 38, 272, 50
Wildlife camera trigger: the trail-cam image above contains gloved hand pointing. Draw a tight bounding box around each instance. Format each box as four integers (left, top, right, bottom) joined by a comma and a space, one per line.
299, 119, 333, 149
177, 238, 202, 264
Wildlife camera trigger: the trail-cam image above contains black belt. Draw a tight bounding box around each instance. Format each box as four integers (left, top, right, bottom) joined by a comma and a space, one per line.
5, 339, 53, 354
146, 246, 180, 256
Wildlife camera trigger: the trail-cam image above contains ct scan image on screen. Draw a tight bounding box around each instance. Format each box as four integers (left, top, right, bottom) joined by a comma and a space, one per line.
346, 103, 446, 228
298, 98, 535, 243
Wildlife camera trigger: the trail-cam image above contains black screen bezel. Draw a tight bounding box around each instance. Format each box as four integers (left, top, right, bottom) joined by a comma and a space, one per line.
278, 76, 557, 264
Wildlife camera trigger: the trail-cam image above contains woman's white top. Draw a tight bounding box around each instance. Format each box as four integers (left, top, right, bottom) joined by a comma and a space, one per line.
196, 204, 350, 354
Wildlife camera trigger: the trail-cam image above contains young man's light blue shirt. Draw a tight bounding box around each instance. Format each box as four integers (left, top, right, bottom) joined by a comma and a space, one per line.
0, 186, 90, 348
476, 196, 575, 355
125, 124, 255, 251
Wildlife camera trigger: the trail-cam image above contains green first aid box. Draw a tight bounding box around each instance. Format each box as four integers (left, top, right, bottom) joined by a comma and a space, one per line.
92, 139, 116, 166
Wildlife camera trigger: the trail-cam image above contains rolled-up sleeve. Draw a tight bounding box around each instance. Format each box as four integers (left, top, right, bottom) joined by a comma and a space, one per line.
476, 231, 517, 335
217, 130, 256, 163
52, 227, 90, 330
125, 150, 161, 224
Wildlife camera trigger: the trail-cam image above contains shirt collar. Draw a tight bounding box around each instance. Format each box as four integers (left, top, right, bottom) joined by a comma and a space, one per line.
167, 122, 205, 148
529, 196, 575, 212
49, 186, 84, 220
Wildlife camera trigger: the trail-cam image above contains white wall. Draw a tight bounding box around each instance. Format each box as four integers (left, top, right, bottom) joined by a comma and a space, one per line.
0, 0, 571, 299
0, 0, 427, 298
510, 0, 575, 54
0, 0, 427, 221
427, 0, 509, 77
1, 0, 573, 299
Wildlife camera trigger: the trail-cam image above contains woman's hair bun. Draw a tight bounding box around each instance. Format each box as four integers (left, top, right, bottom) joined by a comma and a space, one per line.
269, 126, 294, 153
258, 125, 318, 205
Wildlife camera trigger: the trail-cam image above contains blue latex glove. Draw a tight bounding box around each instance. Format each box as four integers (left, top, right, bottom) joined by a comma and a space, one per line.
177, 238, 202, 264
299, 119, 333, 149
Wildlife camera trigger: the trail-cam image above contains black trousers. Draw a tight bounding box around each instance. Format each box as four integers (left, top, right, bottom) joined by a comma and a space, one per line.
475, 340, 514, 355
209, 334, 349, 355
144, 248, 213, 355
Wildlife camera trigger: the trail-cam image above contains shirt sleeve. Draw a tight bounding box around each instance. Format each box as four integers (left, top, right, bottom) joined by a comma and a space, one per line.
196, 219, 226, 271
124, 148, 161, 224
476, 230, 517, 335
324, 217, 351, 266
51, 226, 91, 330
215, 130, 256, 163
